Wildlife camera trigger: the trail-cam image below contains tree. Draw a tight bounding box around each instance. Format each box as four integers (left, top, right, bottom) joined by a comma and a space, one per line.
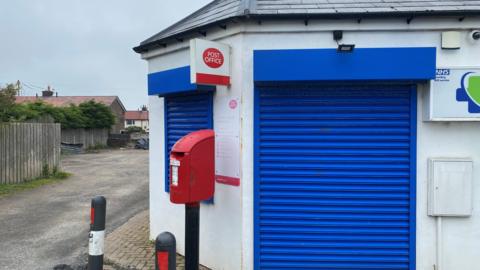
125, 126, 145, 134
61, 105, 87, 129
0, 89, 115, 129
22, 101, 65, 123
78, 100, 115, 129
9, 103, 40, 122
0, 84, 19, 122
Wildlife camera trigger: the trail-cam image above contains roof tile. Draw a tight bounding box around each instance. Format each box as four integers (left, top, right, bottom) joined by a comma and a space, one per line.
125, 111, 149, 120
136, 0, 480, 52
15, 96, 124, 110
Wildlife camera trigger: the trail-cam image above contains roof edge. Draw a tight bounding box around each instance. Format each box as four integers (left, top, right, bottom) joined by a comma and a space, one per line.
139, 0, 237, 46
112, 96, 127, 112
133, 10, 480, 54
133, 17, 238, 53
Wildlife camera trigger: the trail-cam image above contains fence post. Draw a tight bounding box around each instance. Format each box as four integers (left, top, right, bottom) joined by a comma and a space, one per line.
155, 232, 176, 270
88, 196, 106, 270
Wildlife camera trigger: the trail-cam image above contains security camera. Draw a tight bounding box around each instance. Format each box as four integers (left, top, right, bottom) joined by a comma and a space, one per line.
471, 30, 480, 41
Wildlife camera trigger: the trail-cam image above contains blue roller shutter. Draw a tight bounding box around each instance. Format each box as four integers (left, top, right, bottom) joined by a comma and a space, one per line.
164, 92, 213, 192
254, 85, 416, 270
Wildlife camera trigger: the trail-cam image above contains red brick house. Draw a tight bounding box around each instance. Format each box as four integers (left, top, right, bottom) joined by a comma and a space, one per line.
124, 109, 149, 132
16, 90, 126, 133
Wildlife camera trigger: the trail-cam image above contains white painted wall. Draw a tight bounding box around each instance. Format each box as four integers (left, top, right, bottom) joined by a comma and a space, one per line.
417, 90, 480, 270
148, 36, 244, 270
239, 19, 480, 270
145, 16, 480, 270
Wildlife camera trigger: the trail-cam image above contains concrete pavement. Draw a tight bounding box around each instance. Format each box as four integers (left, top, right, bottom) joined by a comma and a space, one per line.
0, 149, 149, 270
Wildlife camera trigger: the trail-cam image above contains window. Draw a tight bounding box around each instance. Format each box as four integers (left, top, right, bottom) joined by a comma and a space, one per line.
164, 92, 213, 192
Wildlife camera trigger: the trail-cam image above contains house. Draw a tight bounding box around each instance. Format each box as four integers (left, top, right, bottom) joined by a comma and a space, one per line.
124, 109, 149, 132
16, 88, 126, 133
135, 1, 480, 269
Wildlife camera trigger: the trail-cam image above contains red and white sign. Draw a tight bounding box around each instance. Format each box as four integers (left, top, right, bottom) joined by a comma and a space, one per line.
190, 39, 230, 86
203, 48, 224, 69
215, 175, 240, 186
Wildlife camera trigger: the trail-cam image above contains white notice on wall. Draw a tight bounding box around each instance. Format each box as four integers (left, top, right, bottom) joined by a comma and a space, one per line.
215, 96, 240, 186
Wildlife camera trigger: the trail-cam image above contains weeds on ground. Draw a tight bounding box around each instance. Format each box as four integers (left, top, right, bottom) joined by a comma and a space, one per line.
0, 167, 71, 197
86, 143, 108, 153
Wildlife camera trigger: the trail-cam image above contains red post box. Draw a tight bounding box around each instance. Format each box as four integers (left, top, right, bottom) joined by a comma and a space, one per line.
169, 129, 215, 204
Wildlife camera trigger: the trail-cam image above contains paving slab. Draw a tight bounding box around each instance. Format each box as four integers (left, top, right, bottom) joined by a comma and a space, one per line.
104, 210, 210, 270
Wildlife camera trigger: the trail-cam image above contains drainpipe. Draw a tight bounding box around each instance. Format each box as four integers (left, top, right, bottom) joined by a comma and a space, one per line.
435, 217, 443, 270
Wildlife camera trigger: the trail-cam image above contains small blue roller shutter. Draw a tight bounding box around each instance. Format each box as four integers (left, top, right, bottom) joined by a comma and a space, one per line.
164, 92, 213, 192
254, 85, 416, 269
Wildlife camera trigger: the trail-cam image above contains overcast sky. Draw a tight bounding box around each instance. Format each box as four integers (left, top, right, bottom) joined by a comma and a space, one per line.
0, 0, 211, 110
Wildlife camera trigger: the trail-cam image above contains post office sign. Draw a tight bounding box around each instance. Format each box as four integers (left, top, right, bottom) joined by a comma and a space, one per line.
190, 38, 231, 86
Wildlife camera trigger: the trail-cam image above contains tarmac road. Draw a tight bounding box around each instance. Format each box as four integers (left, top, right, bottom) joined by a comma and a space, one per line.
0, 149, 149, 270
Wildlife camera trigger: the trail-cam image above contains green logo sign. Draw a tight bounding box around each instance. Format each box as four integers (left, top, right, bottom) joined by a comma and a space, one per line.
457, 72, 480, 113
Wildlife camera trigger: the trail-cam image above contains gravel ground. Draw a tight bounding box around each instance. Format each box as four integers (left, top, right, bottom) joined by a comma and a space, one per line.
0, 149, 149, 270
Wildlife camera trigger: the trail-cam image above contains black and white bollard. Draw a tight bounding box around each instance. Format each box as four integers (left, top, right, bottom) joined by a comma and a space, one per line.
88, 196, 106, 270
155, 232, 176, 270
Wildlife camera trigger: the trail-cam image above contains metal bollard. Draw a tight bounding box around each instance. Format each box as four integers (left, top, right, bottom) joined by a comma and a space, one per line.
88, 196, 106, 270
155, 232, 176, 270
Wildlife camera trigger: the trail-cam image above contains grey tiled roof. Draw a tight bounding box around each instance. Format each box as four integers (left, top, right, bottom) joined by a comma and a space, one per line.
141, 0, 244, 45
135, 0, 480, 52
255, 0, 480, 14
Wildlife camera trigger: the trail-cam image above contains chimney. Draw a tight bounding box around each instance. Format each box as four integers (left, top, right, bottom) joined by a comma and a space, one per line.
42, 85, 54, 97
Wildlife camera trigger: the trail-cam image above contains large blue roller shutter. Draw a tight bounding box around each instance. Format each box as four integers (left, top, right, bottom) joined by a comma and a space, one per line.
164, 92, 213, 192
254, 85, 416, 270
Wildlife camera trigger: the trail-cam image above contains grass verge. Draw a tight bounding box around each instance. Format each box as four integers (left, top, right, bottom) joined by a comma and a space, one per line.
0, 171, 71, 197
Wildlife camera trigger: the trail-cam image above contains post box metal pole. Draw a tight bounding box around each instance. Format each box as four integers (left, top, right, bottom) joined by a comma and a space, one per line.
185, 202, 200, 270
88, 196, 106, 270
168, 130, 215, 270
155, 232, 176, 270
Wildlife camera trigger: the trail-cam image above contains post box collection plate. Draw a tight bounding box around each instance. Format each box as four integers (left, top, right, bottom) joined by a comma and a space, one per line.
170, 159, 180, 187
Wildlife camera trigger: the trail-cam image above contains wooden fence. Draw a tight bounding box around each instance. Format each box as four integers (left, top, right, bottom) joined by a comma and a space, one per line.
0, 122, 61, 184
61, 128, 109, 149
